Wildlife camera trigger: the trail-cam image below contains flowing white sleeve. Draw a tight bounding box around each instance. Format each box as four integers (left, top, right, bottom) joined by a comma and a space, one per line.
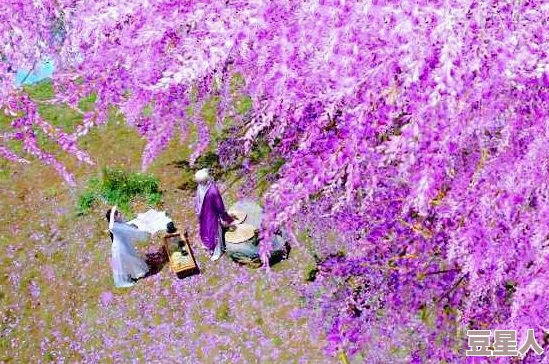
111, 223, 151, 245
109, 208, 116, 231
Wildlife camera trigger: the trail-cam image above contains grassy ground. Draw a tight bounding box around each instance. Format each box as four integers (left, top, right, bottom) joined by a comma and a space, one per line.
0, 86, 333, 363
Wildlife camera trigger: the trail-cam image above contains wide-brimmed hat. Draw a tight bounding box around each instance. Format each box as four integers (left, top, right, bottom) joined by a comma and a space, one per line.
227, 209, 247, 225
225, 223, 256, 244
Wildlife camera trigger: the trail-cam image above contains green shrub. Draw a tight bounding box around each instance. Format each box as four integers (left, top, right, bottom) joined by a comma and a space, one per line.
76, 167, 162, 216
76, 190, 97, 216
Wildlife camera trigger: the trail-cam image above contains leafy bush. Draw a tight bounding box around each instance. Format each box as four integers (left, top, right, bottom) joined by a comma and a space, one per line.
76, 167, 162, 216
76, 190, 97, 215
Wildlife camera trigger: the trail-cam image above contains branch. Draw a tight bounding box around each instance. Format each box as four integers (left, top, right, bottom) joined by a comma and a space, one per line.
19, 56, 39, 86
435, 274, 467, 304
424, 268, 460, 276
220, 158, 277, 195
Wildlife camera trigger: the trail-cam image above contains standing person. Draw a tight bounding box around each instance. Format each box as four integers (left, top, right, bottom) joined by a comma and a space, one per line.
106, 206, 150, 288
195, 168, 235, 261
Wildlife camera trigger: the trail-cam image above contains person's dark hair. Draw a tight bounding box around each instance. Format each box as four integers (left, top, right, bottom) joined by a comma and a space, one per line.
166, 222, 177, 234
105, 208, 112, 223
105, 208, 114, 242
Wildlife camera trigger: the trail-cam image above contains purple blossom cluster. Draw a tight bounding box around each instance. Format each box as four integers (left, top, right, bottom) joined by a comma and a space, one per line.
2, 0, 549, 361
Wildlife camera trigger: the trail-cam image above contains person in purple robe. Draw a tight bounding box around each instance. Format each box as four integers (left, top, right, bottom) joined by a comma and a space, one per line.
195, 168, 236, 261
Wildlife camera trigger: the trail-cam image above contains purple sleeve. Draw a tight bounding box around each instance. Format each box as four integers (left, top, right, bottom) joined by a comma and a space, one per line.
212, 184, 234, 223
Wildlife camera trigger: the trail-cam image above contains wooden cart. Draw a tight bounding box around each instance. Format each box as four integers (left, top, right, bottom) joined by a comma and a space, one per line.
163, 230, 199, 278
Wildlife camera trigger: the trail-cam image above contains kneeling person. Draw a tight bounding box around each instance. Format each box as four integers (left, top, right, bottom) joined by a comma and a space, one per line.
106, 206, 150, 288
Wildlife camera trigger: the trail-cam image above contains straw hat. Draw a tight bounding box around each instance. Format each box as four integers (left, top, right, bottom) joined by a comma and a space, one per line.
225, 223, 256, 244
228, 209, 247, 225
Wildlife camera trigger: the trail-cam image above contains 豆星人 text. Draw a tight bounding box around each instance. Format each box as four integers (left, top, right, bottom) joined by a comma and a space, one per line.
466, 329, 544, 357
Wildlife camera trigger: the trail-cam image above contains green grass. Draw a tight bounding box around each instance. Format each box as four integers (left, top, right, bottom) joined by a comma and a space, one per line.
4, 139, 24, 155
32, 128, 60, 154
230, 73, 247, 93
419, 304, 436, 328
24, 79, 54, 100
201, 96, 221, 126
173, 151, 226, 191
142, 104, 153, 117
215, 301, 232, 322
0, 71, 333, 363
37, 104, 83, 132
229, 73, 252, 114
304, 262, 319, 282
249, 139, 271, 164
256, 158, 285, 192
0, 81, 96, 166
78, 93, 97, 112
76, 167, 162, 216
0, 112, 15, 131
8, 71, 262, 207
272, 336, 283, 346
234, 95, 252, 114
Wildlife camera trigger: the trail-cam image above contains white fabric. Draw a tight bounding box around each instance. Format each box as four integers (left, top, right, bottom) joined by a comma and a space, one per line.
195, 168, 210, 183
109, 222, 150, 288
127, 209, 172, 234
195, 181, 211, 215
211, 220, 224, 261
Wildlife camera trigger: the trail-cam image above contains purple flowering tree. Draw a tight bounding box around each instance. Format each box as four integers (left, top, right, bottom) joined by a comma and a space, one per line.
2, 0, 549, 360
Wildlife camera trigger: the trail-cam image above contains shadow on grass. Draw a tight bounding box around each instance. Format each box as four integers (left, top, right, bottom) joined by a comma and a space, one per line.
143, 242, 201, 280
176, 267, 200, 280
226, 241, 292, 269
144, 248, 169, 277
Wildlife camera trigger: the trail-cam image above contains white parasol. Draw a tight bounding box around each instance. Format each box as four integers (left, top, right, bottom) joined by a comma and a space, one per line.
127, 209, 173, 234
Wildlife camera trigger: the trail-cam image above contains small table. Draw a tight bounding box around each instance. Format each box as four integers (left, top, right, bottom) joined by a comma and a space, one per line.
163, 231, 199, 278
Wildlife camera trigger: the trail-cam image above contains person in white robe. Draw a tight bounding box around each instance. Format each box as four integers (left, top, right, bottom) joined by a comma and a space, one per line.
106, 206, 150, 288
